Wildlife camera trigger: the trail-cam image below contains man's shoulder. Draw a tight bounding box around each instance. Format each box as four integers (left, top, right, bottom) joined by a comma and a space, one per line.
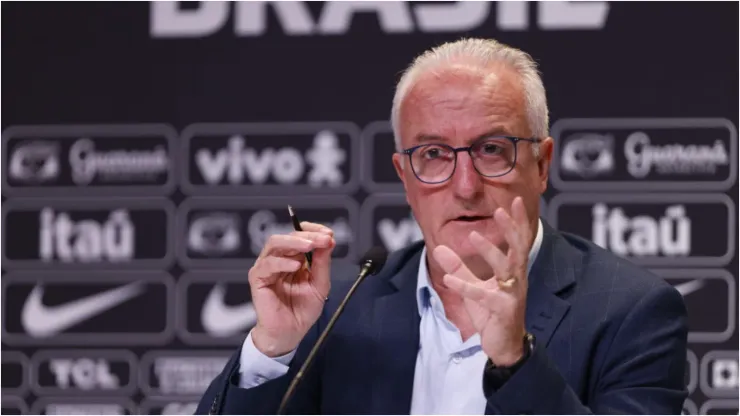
554, 228, 681, 308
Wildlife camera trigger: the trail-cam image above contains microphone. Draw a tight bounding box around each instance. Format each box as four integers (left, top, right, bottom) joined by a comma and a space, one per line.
277, 246, 388, 415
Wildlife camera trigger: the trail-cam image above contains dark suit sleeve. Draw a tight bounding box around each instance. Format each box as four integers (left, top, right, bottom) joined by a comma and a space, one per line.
195, 319, 324, 415
484, 284, 689, 415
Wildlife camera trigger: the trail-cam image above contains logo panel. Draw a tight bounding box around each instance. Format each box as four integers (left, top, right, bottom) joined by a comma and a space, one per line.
30, 397, 135, 415
681, 399, 697, 415
31, 350, 137, 396
139, 350, 231, 396
2, 124, 176, 197
360, 194, 421, 255
653, 270, 735, 343
2, 198, 174, 269
700, 399, 739, 415
139, 399, 199, 415
1, 397, 28, 415
687, 349, 698, 395
1, 351, 30, 396
551, 118, 737, 191
181, 122, 360, 195
177, 271, 255, 346
2, 271, 175, 346
700, 350, 739, 398
177, 196, 359, 268
361, 121, 402, 193
547, 193, 735, 267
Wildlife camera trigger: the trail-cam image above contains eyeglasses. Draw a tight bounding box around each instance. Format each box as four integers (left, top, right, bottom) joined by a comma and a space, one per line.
399, 136, 542, 184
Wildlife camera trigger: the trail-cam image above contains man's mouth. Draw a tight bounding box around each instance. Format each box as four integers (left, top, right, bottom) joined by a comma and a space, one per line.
453, 215, 491, 222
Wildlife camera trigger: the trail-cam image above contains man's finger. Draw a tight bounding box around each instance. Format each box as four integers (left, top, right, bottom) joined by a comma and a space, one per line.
432, 245, 479, 283
249, 256, 303, 283
289, 231, 334, 247
511, 197, 530, 238
494, 207, 528, 269
300, 221, 334, 236
307, 237, 335, 298
469, 231, 508, 280
443, 274, 488, 304
262, 233, 330, 257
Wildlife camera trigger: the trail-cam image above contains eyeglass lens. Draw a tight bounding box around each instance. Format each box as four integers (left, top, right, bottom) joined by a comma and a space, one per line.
410, 137, 516, 183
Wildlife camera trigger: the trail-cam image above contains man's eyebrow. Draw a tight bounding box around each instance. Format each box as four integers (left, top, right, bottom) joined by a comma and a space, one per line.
411, 129, 513, 146
472, 129, 512, 141
413, 133, 448, 144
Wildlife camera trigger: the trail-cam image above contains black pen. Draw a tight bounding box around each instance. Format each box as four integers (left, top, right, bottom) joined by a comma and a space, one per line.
288, 205, 313, 268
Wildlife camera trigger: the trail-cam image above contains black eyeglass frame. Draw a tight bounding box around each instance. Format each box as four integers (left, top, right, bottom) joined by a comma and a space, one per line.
399, 136, 543, 184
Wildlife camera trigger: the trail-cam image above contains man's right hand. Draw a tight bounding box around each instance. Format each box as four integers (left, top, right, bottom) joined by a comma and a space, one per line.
248, 222, 336, 358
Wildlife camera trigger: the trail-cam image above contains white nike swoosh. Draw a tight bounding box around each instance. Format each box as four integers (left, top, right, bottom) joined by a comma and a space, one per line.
201, 284, 257, 336
673, 280, 705, 297
21, 282, 146, 337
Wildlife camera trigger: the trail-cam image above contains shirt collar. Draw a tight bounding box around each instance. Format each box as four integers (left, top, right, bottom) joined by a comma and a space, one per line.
416, 217, 545, 316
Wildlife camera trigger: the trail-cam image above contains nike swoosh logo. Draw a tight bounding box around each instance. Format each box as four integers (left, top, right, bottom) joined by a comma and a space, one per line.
201, 284, 257, 336
673, 280, 705, 297
21, 282, 146, 337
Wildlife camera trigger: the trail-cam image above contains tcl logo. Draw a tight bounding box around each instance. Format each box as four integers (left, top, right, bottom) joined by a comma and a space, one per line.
33, 351, 136, 395
49, 359, 119, 390
151, 1, 609, 37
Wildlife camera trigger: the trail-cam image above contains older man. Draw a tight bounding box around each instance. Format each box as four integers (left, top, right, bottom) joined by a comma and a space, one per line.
196, 38, 688, 415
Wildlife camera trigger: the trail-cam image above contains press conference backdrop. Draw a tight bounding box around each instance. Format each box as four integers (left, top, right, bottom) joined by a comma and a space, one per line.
1, 2, 738, 415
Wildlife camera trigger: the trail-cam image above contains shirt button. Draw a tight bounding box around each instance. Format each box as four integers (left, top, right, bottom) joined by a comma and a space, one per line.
452, 355, 462, 364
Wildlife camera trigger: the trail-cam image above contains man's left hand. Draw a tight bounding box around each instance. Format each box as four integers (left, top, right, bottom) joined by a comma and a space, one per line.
432, 196, 533, 367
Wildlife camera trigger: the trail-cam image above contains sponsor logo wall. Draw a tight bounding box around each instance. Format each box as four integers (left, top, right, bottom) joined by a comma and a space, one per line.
2, 2, 737, 414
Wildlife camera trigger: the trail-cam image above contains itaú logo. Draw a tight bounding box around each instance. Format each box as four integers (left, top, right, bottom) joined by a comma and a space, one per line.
150, 1, 610, 38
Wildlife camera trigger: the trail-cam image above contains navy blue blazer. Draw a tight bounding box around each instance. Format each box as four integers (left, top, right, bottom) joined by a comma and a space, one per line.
196, 220, 688, 415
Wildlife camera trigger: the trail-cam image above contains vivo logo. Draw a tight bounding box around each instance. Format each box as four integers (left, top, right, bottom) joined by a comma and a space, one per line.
182, 122, 360, 195
195, 133, 344, 186
151, 1, 609, 37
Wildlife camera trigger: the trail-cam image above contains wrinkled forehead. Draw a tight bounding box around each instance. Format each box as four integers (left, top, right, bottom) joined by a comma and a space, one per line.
398, 63, 529, 146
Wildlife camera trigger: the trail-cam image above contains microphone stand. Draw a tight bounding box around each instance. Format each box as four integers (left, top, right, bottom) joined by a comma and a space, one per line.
276, 261, 376, 414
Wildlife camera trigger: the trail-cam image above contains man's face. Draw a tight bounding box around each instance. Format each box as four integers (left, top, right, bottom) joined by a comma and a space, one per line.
393, 63, 553, 264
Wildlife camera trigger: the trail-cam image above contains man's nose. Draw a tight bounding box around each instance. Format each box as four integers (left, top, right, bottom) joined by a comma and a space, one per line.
450, 152, 484, 199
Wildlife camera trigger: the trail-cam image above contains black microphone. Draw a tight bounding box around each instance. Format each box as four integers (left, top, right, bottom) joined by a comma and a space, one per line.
277, 246, 388, 415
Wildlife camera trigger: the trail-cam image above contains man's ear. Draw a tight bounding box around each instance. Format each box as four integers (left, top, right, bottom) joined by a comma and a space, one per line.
392, 153, 407, 186
392, 153, 413, 205
537, 137, 554, 193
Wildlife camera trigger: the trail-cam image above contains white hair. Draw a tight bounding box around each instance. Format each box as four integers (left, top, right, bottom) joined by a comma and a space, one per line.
391, 38, 548, 158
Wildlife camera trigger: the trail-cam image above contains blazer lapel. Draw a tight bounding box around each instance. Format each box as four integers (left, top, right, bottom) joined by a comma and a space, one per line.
524, 221, 577, 347
368, 245, 423, 415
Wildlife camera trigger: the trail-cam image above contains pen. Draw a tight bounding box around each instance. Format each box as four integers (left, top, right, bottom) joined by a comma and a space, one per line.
288, 205, 313, 268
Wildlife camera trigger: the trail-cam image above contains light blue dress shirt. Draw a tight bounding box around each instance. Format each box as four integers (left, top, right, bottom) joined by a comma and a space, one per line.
238, 219, 544, 414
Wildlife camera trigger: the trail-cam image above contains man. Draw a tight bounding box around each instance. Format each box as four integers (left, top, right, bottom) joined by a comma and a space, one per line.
196, 38, 688, 415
